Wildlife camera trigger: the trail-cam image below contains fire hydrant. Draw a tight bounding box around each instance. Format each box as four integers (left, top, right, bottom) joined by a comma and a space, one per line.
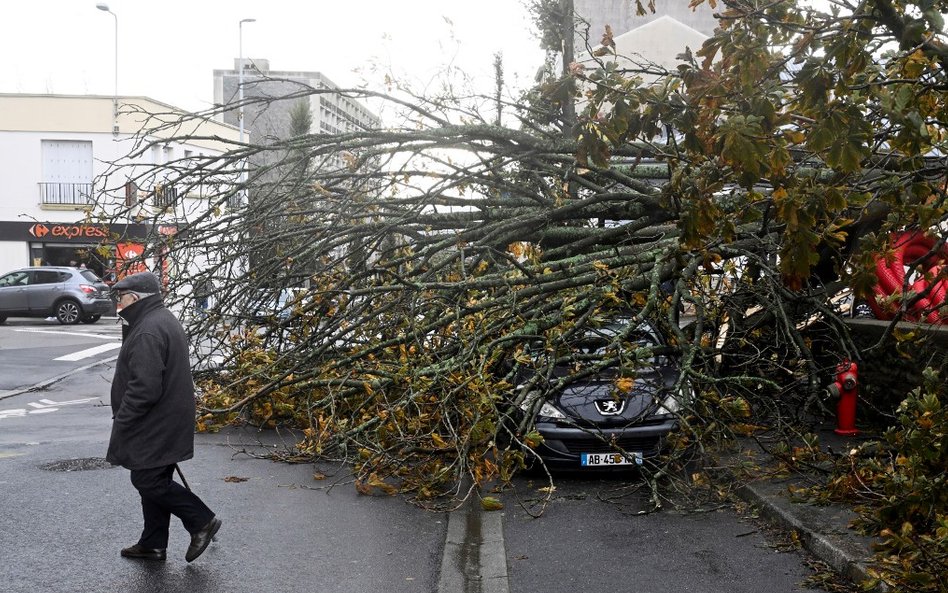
827, 359, 859, 436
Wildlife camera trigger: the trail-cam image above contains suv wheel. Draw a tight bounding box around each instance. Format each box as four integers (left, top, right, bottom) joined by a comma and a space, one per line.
55, 300, 82, 325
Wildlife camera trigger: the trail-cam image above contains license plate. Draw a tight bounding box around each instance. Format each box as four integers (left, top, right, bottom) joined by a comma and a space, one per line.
581, 452, 643, 466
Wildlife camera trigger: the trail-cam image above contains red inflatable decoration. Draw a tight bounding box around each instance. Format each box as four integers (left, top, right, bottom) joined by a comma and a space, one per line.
870, 232, 948, 323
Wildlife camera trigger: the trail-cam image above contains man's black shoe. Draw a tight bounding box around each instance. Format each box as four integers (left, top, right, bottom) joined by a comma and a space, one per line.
185, 517, 222, 562
121, 544, 166, 561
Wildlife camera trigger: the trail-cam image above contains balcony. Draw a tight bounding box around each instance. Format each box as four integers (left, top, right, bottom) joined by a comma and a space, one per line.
154, 184, 178, 208
39, 182, 93, 206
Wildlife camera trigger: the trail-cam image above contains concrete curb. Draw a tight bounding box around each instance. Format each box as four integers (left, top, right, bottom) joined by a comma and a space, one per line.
735, 478, 887, 592
437, 500, 510, 593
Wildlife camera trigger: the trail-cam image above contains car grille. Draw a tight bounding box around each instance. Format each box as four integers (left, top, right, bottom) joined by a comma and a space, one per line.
561, 435, 661, 455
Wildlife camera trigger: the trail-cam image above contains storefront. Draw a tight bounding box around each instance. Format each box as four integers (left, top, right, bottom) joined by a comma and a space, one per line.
0, 221, 155, 283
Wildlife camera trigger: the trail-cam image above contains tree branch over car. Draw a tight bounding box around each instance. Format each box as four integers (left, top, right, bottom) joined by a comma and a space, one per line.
90, 2, 947, 579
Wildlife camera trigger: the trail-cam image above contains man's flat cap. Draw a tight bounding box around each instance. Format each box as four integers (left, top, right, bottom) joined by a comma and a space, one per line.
112, 271, 161, 294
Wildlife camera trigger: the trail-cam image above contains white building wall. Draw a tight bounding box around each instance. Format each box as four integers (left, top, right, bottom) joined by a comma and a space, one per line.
0, 94, 240, 286
0, 130, 142, 224
609, 16, 709, 71
0, 241, 28, 273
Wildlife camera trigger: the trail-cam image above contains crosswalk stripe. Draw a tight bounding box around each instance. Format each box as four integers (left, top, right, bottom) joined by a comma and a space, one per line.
54, 343, 122, 361
15, 328, 120, 340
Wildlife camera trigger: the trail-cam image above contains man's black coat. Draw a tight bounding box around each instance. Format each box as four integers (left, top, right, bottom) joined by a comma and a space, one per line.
106, 295, 195, 470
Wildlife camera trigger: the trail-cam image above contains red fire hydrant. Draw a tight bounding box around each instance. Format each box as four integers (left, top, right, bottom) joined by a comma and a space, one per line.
827, 359, 859, 436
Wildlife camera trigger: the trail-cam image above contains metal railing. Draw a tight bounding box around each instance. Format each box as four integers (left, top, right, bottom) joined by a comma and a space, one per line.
154, 184, 178, 207
39, 182, 93, 205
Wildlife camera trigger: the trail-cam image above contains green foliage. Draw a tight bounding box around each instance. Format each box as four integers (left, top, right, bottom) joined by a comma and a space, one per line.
574, 0, 948, 288
818, 368, 948, 592
288, 99, 313, 138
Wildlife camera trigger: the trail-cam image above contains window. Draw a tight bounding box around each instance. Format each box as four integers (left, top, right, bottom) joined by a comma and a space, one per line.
40, 140, 93, 205
125, 181, 139, 207
0, 271, 29, 287
32, 270, 63, 284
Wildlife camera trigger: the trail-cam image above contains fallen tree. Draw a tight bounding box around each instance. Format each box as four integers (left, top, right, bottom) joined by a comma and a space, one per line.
91, 0, 946, 584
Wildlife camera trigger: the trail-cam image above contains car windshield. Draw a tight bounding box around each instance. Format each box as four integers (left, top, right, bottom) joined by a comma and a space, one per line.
567, 321, 661, 362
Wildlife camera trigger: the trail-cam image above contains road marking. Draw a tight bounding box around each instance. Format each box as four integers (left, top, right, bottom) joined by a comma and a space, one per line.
0, 355, 118, 402
0, 397, 98, 420
54, 342, 122, 361
39, 398, 97, 405
15, 328, 120, 340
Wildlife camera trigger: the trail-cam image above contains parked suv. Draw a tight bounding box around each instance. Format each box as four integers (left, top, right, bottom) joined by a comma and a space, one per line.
0, 266, 112, 324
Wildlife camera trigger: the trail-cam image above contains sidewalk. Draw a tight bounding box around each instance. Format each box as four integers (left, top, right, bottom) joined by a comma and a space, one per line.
729, 426, 884, 591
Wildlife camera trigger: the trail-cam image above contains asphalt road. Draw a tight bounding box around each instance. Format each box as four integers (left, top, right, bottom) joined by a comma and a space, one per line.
0, 318, 830, 593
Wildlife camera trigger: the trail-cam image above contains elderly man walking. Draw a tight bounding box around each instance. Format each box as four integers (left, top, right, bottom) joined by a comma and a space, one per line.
106, 271, 221, 562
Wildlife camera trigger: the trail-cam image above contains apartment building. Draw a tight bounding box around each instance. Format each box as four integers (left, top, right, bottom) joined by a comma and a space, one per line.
214, 58, 378, 135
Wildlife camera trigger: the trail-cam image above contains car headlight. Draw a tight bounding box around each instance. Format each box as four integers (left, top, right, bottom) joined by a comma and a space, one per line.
654, 383, 692, 417
537, 401, 566, 419
519, 389, 566, 420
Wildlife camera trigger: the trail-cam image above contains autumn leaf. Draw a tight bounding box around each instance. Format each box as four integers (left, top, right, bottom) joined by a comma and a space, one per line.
523, 430, 544, 449
480, 496, 504, 511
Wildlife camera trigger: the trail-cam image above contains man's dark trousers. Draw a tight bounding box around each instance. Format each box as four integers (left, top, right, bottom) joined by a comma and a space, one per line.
130, 465, 214, 548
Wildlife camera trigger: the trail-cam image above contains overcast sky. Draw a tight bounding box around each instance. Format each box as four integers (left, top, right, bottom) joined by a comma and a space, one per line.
1, 0, 547, 114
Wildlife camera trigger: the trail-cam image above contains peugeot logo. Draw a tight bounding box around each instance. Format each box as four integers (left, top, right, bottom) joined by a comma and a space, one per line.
595, 399, 625, 416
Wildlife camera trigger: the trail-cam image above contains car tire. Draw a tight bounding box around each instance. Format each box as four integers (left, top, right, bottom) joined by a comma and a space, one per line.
55, 300, 82, 325
81, 315, 101, 324
0, 315, 6, 324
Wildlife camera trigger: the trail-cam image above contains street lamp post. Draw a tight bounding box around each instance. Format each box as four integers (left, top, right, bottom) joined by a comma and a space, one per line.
95, 3, 119, 136
237, 18, 255, 207
238, 18, 256, 145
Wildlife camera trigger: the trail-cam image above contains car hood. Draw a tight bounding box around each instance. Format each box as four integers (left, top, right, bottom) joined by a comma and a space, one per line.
551, 368, 677, 426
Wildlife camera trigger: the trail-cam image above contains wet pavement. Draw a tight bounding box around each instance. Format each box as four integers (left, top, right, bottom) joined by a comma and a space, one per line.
0, 364, 881, 593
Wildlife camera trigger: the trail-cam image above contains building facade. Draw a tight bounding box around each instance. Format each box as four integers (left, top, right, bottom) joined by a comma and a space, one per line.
0, 94, 240, 285
213, 58, 379, 142
212, 60, 382, 282
574, 0, 717, 41
573, 0, 717, 70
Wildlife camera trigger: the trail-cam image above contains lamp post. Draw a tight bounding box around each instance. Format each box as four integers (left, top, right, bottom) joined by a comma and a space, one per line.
95, 3, 118, 135
238, 18, 256, 145
237, 18, 255, 207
